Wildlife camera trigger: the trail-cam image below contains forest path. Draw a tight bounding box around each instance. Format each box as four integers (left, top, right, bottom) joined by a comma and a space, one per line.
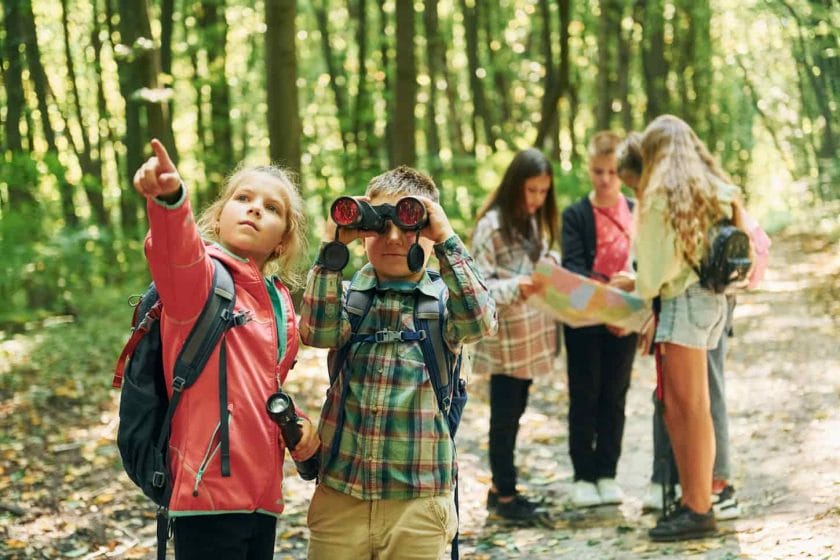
1, 232, 838, 559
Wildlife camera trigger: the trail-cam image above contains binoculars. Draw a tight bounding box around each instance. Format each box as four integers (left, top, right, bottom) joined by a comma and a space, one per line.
321, 196, 429, 273
265, 390, 319, 481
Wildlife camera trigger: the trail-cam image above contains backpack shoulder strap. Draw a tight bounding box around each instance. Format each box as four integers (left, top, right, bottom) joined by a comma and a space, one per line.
414, 270, 459, 418
172, 258, 238, 388
154, 258, 240, 473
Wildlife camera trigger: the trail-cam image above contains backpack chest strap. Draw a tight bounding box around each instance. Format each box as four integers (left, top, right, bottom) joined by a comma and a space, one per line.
352, 329, 427, 344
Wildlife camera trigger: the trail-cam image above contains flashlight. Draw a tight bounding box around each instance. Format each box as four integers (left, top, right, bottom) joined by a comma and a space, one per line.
265, 390, 319, 481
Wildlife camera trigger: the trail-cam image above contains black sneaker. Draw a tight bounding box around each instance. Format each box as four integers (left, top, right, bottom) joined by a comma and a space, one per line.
487, 489, 499, 510
648, 504, 717, 542
493, 494, 540, 522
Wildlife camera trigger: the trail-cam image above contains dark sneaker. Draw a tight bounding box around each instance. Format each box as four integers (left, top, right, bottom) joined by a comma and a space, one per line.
649, 504, 717, 542
712, 485, 741, 520
493, 494, 540, 522
487, 489, 499, 510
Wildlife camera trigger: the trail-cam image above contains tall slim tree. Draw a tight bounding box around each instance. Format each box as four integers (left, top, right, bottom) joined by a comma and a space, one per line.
21, 0, 79, 228
2, 0, 38, 209
637, 0, 669, 122
197, 0, 234, 190
459, 0, 497, 151
393, 0, 417, 166
60, 0, 109, 227
265, 0, 302, 175
423, 0, 443, 172
116, 0, 177, 232
596, 0, 621, 130
312, 0, 350, 153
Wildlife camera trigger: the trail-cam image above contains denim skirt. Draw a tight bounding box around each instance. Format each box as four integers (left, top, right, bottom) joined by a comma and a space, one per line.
655, 282, 728, 349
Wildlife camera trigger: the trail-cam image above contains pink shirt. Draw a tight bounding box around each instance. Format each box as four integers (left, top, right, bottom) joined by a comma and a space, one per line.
592, 196, 633, 281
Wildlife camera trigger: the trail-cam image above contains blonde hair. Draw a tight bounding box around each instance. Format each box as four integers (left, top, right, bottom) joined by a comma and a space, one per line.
365, 165, 440, 202
638, 115, 731, 267
196, 165, 308, 288
587, 131, 622, 159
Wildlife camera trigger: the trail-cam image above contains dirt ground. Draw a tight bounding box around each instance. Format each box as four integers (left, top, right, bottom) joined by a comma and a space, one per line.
2, 232, 839, 559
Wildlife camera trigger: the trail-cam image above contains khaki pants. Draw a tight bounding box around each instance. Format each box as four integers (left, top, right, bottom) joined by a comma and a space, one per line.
307, 484, 458, 560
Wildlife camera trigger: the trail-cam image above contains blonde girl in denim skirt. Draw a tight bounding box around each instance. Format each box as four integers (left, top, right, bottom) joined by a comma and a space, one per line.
634, 115, 743, 542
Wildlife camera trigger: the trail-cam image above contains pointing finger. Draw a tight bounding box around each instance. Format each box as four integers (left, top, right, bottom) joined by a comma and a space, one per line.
150, 138, 174, 172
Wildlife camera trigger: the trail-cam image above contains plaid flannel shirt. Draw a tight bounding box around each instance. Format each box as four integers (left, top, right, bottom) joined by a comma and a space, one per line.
468, 209, 558, 379
299, 235, 497, 500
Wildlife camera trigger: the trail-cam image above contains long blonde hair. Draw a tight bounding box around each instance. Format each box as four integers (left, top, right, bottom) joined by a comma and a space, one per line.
196, 165, 308, 288
638, 115, 730, 267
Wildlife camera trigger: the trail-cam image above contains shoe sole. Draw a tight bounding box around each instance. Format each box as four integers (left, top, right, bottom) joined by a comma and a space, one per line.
714, 506, 741, 521
649, 528, 717, 542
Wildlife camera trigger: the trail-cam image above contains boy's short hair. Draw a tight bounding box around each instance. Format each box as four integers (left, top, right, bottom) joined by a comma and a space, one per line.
365, 165, 440, 203
587, 131, 622, 159
617, 132, 643, 176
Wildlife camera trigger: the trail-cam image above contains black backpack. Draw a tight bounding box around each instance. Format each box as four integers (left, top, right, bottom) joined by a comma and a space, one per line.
695, 218, 752, 294
325, 268, 466, 560
112, 258, 246, 560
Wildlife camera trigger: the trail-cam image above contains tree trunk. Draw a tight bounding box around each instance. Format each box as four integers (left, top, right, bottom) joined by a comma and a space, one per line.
638, 0, 669, 122
535, 0, 556, 154
352, 0, 377, 170
92, 0, 122, 218
596, 0, 621, 130
423, 0, 443, 173
1, 0, 38, 209
779, 0, 837, 198
393, 0, 417, 166
21, 0, 78, 228
312, 0, 350, 153
116, 0, 177, 232
160, 0, 175, 75
265, 0, 302, 175
60, 0, 109, 227
459, 0, 497, 151
197, 0, 234, 194
617, 7, 633, 133
535, 0, 570, 157
376, 0, 395, 166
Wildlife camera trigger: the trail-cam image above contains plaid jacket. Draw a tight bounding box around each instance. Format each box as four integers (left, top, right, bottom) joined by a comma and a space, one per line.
468, 209, 558, 380
299, 235, 496, 500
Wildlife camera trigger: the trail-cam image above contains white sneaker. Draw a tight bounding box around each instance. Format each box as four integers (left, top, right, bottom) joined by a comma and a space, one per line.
596, 478, 624, 505
712, 485, 741, 520
571, 480, 602, 508
642, 482, 682, 512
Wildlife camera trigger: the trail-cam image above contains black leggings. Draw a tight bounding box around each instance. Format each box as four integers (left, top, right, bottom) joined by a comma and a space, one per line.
173, 512, 277, 560
488, 374, 533, 496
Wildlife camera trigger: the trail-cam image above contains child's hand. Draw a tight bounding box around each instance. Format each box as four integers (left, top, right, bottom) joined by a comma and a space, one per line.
609, 271, 636, 293
289, 417, 321, 462
518, 276, 542, 300
416, 196, 455, 244
133, 139, 182, 201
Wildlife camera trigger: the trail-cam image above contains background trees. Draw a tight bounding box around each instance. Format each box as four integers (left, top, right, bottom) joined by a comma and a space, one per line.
0, 0, 837, 328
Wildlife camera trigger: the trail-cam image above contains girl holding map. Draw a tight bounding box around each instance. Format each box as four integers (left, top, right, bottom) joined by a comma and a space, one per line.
470, 148, 560, 524
560, 131, 639, 509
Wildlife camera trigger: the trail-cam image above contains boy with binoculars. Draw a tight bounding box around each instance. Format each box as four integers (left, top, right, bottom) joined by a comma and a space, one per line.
299, 165, 497, 559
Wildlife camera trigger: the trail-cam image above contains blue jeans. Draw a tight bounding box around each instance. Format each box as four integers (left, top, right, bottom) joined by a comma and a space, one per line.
652, 297, 735, 484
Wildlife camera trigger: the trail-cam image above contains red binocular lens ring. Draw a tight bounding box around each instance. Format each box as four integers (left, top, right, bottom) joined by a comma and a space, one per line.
331, 197, 361, 227
395, 197, 427, 228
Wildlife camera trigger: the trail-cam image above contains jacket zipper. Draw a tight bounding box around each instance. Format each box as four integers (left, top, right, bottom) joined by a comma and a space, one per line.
192, 410, 233, 496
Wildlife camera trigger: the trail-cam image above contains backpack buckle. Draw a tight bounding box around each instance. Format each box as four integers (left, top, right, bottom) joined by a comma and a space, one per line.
172, 376, 186, 392
375, 330, 404, 343
374, 330, 428, 343
152, 470, 166, 488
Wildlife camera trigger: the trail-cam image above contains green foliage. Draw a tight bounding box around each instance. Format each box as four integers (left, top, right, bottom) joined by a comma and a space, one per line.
0, 280, 132, 413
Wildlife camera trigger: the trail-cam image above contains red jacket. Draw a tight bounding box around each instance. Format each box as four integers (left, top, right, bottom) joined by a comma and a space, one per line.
144, 193, 299, 517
